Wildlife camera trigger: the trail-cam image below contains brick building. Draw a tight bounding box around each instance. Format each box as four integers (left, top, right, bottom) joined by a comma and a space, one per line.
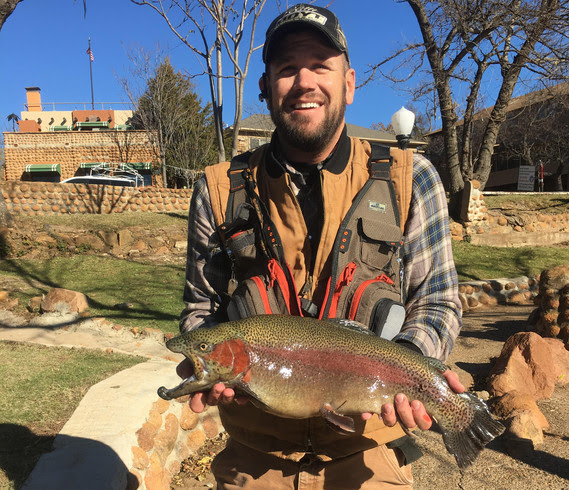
2, 87, 162, 186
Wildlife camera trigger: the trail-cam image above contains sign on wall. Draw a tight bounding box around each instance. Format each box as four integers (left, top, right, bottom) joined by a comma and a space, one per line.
517, 165, 536, 192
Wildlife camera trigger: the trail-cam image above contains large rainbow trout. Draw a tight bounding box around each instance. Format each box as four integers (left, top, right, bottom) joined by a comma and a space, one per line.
158, 315, 504, 468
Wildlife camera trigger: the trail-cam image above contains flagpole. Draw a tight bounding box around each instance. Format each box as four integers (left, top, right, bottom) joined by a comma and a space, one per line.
88, 38, 94, 109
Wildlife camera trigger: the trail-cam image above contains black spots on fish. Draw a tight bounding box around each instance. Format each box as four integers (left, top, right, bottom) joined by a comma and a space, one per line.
439, 393, 505, 469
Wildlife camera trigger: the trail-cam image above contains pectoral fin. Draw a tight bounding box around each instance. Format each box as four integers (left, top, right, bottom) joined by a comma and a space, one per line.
319, 403, 356, 435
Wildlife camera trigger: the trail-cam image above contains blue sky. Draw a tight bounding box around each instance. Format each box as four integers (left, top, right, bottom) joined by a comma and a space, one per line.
0, 0, 422, 133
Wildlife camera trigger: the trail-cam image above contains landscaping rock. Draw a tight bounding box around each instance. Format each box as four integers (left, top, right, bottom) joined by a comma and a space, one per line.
41, 288, 89, 314
488, 332, 556, 399
27, 296, 42, 313
491, 390, 549, 428
543, 337, 569, 386
529, 265, 569, 343
506, 409, 545, 446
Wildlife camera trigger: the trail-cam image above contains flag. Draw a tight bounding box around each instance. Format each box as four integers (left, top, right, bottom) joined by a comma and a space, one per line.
86, 47, 94, 62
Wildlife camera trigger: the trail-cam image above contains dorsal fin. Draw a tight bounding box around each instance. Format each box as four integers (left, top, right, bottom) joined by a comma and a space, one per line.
324, 318, 375, 336
426, 356, 449, 374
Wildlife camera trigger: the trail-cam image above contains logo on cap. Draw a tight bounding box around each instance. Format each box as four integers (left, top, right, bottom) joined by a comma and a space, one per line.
275, 6, 328, 29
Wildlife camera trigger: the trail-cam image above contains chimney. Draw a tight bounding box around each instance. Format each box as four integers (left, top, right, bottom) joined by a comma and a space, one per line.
25, 87, 42, 112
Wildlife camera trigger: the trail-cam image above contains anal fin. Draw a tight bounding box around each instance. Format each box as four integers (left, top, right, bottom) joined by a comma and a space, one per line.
320, 403, 356, 435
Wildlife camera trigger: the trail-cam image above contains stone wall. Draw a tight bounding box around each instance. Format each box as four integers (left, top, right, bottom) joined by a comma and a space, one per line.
130, 397, 223, 489
528, 264, 569, 346
460, 179, 488, 224
458, 276, 538, 312
450, 183, 569, 247
3, 130, 161, 185
1, 181, 191, 215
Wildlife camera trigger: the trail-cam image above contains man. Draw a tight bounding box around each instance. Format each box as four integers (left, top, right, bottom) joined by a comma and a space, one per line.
179, 4, 463, 488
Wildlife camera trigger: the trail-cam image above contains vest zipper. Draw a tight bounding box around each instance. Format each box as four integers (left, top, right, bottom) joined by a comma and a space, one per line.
327, 262, 357, 318
348, 274, 395, 320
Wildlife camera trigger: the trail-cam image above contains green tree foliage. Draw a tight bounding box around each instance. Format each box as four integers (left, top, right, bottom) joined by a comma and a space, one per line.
130, 59, 215, 188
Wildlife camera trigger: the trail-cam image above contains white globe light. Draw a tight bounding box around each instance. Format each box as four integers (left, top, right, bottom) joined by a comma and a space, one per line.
391, 106, 415, 137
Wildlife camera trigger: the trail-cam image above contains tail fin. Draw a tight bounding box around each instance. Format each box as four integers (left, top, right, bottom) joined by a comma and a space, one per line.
441, 392, 505, 469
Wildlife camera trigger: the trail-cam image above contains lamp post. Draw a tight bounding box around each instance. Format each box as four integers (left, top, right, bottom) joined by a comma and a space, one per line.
391, 106, 415, 150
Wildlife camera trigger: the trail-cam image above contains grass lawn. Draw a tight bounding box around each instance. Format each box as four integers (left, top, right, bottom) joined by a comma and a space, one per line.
1, 234, 569, 336
14, 210, 188, 232
484, 194, 569, 214
452, 241, 569, 281
0, 341, 145, 489
0, 255, 186, 334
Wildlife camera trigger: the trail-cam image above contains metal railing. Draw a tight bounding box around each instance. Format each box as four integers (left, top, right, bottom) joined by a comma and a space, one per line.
24, 102, 134, 111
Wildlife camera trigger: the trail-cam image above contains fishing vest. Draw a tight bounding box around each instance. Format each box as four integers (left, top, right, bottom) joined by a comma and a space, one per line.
204, 137, 416, 460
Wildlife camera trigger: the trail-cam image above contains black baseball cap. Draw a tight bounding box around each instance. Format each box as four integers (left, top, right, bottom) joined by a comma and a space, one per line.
262, 4, 349, 65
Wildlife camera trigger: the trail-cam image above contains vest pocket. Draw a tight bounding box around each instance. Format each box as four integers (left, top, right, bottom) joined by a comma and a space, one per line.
226, 259, 302, 320
348, 278, 405, 340
358, 218, 402, 271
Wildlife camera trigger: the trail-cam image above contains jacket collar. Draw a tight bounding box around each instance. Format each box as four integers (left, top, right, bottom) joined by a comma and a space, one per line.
265, 125, 351, 178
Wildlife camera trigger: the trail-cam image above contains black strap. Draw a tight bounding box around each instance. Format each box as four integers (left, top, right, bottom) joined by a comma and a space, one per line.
223, 151, 287, 265
370, 142, 391, 161
368, 142, 393, 181
225, 152, 253, 223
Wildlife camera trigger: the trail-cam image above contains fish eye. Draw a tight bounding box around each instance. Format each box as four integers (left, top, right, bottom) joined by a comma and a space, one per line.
198, 342, 209, 351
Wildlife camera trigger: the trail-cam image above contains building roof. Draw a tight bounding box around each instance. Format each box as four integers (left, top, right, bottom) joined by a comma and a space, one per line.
234, 114, 425, 146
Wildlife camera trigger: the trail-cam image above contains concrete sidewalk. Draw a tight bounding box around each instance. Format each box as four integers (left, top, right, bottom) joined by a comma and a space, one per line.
1, 309, 188, 489
0, 310, 178, 359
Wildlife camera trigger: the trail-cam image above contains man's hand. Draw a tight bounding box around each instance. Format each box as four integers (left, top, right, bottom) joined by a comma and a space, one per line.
361, 370, 465, 430
176, 359, 247, 413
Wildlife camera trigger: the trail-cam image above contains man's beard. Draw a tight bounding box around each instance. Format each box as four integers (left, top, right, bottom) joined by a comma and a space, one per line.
269, 93, 346, 155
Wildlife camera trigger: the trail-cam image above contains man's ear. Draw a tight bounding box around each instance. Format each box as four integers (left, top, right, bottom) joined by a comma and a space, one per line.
345, 68, 356, 106
258, 73, 268, 102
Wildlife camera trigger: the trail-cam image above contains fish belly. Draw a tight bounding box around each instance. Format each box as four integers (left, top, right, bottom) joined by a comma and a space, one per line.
243, 344, 405, 418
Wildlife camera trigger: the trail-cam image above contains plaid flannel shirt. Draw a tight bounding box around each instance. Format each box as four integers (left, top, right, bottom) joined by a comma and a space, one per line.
180, 151, 462, 361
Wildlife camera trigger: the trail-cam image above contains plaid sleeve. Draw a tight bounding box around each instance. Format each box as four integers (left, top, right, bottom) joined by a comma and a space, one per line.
393, 153, 462, 361
179, 175, 231, 332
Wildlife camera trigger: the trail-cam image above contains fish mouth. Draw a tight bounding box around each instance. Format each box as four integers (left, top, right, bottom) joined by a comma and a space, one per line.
157, 355, 212, 401
185, 354, 209, 382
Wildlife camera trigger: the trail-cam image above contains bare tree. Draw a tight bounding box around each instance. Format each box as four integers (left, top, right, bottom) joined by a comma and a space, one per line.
119, 50, 215, 187
0, 0, 24, 228
0, 0, 23, 30
130, 0, 267, 162
361, 0, 569, 217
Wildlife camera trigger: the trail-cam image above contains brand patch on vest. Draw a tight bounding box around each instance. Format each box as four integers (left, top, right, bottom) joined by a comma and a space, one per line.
368, 201, 387, 213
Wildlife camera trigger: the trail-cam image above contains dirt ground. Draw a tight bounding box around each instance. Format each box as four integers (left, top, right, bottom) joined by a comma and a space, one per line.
173, 305, 569, 489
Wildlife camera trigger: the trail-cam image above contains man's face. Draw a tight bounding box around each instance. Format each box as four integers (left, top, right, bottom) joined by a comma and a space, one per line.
264, 30, 355, 156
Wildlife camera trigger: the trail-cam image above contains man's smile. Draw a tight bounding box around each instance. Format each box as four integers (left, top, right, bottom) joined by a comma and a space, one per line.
292, 102, 322, 110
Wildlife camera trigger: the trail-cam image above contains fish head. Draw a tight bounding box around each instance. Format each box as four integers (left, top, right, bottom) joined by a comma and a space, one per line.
166, 325, 251, 386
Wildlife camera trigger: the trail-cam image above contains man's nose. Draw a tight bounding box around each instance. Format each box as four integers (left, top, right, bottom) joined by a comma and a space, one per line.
293, 67, 317, 91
